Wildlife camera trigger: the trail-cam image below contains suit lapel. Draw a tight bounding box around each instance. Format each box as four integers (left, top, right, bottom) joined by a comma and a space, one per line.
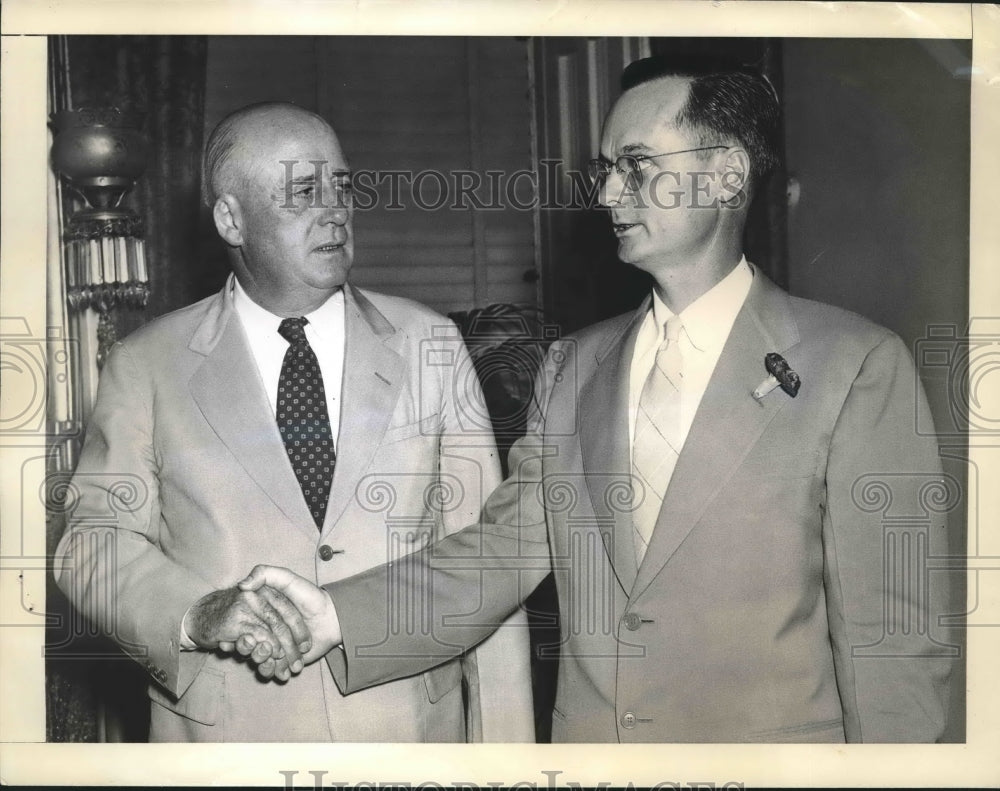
631, 272, 802, 599
578, 303, 648, 594
188, 281, 318, 540
320, 285, 404, 535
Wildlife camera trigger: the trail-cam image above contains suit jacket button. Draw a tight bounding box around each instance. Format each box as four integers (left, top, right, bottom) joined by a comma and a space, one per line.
318, 545, 335, 561
622, 612, 642, 631
621, 711, 637, 729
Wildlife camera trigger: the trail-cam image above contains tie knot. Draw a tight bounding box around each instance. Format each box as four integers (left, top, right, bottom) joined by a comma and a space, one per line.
664, 315, 683, 344
278, 317, 309, 345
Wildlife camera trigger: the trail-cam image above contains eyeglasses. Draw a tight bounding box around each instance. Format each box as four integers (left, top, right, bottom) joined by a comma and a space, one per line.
586, 146, 730, 190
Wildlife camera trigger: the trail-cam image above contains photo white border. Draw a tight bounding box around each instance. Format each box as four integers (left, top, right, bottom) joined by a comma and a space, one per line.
1, 1, 998, 786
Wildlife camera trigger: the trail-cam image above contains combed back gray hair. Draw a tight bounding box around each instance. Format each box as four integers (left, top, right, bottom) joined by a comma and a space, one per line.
202, 101, 326, 206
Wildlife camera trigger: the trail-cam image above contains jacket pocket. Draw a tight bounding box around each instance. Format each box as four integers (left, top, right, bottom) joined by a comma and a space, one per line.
749, 717, 845, 742
382, 413, 440, 445
738, 447, 822, 480
423, 659, 463, 703
148, 665, 225, 726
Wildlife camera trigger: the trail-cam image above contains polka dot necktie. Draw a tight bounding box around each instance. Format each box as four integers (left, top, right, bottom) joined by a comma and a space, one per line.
276, 317, 335, 529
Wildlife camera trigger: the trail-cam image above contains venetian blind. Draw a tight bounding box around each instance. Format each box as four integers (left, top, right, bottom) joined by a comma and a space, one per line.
204, 36, 537, 317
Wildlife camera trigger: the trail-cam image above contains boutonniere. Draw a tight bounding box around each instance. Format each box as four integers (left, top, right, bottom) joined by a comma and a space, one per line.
752, 352, 801, 400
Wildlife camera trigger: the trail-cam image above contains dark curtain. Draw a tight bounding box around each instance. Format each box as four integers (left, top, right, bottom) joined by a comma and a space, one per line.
47, 34, 207, 742
64, 35, 210, 328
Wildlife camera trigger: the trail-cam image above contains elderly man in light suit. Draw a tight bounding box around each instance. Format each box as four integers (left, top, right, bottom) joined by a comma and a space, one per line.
246, 57, 955, 743
54, 102, 533, 742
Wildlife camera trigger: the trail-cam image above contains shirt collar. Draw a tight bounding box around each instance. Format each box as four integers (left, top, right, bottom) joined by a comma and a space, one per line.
650, 256, 753, 354
232, 277, 345, 342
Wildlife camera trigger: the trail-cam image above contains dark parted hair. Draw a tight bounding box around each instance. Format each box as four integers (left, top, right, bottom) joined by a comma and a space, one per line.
621, 54, 781, 186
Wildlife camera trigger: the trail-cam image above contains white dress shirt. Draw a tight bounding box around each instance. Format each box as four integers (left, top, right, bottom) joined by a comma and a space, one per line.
232, 277, 346, 448
628, 258, 754, 462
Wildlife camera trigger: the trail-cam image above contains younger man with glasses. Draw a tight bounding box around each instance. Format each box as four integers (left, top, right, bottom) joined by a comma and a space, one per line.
245, 57, 954, 743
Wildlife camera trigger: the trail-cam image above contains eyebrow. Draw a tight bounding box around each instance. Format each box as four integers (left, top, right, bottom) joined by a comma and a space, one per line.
596, 142, 651, 161
274, 168, 352, 190
294, 169, 352, 180
620, 143, 653, 155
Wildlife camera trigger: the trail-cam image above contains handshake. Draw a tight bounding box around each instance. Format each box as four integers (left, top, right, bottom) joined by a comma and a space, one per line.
182, 566, 343, 682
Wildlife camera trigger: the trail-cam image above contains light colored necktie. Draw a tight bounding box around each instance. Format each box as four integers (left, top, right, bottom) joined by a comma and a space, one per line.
632, 315, 684, 563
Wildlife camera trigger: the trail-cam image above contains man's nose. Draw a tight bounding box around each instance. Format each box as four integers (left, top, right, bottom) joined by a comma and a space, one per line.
598, 169, 630, 208
318, 194, 351, 225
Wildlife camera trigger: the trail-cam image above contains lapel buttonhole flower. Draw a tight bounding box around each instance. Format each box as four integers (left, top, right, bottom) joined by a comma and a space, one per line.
752, 352, 801, 400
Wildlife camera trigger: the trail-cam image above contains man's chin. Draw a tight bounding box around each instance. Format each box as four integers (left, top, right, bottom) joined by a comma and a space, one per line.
314, 259, 353, 289
615, 241, 649, 271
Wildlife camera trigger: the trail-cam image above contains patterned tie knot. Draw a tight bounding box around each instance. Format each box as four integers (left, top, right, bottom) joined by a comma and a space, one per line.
278, 317, 309, 346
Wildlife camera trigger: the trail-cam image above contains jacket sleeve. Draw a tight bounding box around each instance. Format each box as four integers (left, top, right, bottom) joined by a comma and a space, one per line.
436, 329, 534, 743
53, 342, 214, 699
324, 342, 567, 698
822, 332, 955, 742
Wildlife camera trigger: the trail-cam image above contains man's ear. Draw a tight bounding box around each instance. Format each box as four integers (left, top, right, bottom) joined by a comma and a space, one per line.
719, 148, 750, 206
212, 194, 244, 247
